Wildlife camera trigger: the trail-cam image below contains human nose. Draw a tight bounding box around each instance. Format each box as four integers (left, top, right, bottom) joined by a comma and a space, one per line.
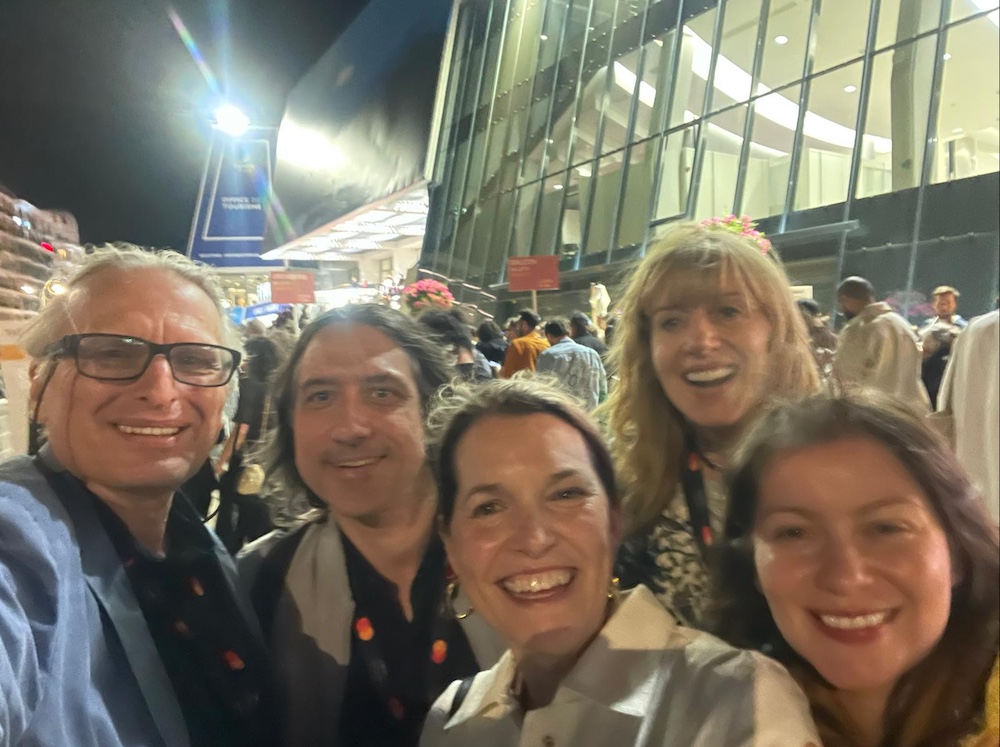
511, 504, 557, 558
134, 354, 181, 405
814, 535, 873, 595
683, 308, 722, 352
329, 391, 373, 445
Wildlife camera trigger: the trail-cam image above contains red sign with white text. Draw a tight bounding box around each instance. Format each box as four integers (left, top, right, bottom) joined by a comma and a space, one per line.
270, 271, 316, 304
507, 256, 560, 292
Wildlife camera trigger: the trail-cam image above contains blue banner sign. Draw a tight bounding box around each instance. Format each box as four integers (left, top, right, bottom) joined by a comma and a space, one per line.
188, 127, 284, 269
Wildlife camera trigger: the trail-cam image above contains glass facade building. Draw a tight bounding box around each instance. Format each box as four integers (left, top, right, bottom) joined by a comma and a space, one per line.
421, 0, 1000, 319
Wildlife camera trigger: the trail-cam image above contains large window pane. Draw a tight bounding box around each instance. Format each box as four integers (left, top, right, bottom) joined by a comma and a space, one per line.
694, 105, 748, 221
813, 0, 873, 73
930, 17, 1000, 183
510, 182, 542, 257
876, 0, 943, 51
602, 45, 643, 158
533, 173, 567, 256
616, 139, 656, 247
483, 189, 518, 286
632, 31, 676, 139
794, 63, 864, 211
758, 1, 812, 91
707, 0, 764, 112
740, 85, 801, 218
856, 37, 936, 199
583, 153, 627, 255
651, 125, 698, 221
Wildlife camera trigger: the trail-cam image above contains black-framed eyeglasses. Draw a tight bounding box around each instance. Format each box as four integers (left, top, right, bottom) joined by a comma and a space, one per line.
43, 333, 242, 387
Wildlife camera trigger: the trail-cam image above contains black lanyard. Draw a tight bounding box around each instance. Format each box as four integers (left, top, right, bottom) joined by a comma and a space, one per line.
679, 440, 715, 561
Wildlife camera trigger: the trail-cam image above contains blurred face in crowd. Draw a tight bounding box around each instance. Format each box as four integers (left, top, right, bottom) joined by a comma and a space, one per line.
33, 268, 229, 500
753, 437, 953, 700
648, 275, 772, 431
443, 413, 621, 663
292, 323, 427, 521
932, 292, 957, 319
837, 294, 868, 320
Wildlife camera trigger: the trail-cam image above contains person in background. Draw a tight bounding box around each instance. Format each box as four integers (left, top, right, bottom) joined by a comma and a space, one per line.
503, 317, 520, 343
713, 394, 998, 747
475, 320, 508, 367
601, 315, 617, 348
833, 277, 930, 414
920, 286, 968, 407
418, 310, 493, 383
2, 246, 277, 746
604, 222, 819, 628
569, 310, 608, 358
936, 309, 1000, 522
499, 309, 549, 378
238, 305, 503, 747
216, 336, 283, 553
243, 319, 267, 340
796, 298, 837, 377
536, 318, 607, 410
420, 378, 821, 747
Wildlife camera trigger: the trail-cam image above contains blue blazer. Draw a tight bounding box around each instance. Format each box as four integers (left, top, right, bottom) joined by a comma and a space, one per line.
0, 451, 260, 747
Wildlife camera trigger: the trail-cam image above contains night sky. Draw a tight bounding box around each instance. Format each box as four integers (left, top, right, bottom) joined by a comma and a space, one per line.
0, 0, 369, 249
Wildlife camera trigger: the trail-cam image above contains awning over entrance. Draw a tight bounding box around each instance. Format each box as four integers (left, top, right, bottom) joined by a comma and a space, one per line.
263, 0, 454, 260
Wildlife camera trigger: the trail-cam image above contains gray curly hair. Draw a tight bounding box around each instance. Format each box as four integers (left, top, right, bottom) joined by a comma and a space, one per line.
20, 243, 238, 357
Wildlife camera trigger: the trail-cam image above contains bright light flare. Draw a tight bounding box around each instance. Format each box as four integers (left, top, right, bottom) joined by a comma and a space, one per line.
213, 103, 250, 137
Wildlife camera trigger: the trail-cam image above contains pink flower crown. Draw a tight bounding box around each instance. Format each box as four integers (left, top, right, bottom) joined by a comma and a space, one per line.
701, 214, 772, 254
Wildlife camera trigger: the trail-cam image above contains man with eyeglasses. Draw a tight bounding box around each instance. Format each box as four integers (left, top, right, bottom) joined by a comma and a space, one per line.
0, 246, 278, 746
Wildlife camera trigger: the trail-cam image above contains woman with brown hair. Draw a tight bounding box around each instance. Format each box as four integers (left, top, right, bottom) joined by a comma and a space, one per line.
712, 393, 999, 746
604, 221, 819, 627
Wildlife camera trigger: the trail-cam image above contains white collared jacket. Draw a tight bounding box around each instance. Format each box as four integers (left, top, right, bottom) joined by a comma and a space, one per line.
421, 585, 820, 747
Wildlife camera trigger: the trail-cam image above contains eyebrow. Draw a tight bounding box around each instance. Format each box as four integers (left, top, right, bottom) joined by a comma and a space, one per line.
650, 293, 746, 314
459, 468, 588, 503
758, 496, 924, 521
298, 372, 409, 391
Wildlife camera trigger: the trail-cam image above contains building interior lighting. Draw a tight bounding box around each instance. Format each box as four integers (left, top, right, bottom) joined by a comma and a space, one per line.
844, 85, 858, 93
774, 35, 789, 45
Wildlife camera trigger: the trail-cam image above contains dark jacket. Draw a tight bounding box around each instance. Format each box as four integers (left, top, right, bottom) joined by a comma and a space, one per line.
573, 332, 608, 358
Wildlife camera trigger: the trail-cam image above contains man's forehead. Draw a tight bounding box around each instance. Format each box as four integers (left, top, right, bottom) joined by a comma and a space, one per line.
297, 324, 418, 385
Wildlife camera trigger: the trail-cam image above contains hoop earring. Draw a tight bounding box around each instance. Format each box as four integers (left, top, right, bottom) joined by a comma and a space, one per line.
607, 576, 620, 600
445, 580, 474, 621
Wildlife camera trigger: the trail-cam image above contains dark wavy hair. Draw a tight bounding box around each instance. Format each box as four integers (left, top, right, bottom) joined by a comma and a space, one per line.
427, 377, 619, 529
262, 304, 454, 517
710, 393, 999, 747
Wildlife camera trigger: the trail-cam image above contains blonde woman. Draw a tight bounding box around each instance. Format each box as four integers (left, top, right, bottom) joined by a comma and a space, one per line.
605, 221, 819, 628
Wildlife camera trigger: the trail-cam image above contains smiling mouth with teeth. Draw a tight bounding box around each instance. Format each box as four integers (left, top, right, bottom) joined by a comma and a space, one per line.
501, 569, 574, 595
683, 366, 737, 386
117, 425, 182, 436
818, 611, 891, 630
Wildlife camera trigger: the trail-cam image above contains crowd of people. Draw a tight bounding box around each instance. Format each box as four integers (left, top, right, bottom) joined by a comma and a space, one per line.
0, 226, 997, 747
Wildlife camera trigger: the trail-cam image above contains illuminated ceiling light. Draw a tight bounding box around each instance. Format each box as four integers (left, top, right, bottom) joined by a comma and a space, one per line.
213, 103, 250, 137
613, 62, 657, 107
943, 52, 952, 60
654, 39, 663, 47
540, 34, 549, 41
20, 284, 36, 295
952, 127, 965, 134
683, 29, 891, 152
552, 183, 564, 190
843, 85, 858, 93
774, 35, 789, 45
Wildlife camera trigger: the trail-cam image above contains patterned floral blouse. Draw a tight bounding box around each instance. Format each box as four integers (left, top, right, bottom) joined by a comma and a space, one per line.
615, 472, 728, 629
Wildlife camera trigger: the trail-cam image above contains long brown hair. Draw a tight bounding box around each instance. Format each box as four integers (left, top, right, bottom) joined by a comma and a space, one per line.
600, 222, 819, 533
711, 393, 1000, 746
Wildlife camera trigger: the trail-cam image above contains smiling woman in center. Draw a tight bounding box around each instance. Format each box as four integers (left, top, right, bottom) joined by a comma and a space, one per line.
420, 378, 821, 747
